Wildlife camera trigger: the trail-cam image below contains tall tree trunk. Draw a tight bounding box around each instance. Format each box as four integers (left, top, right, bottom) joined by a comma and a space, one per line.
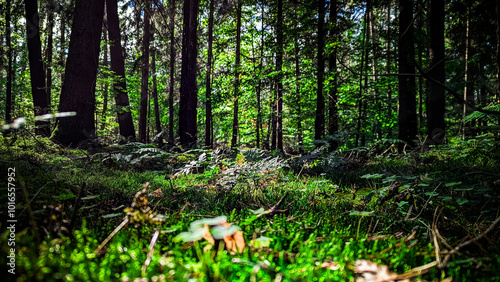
26, 0, 50, 136
385, 2, 393, 138
256, 2, 265, 149
276, 0, 283, 152
398, 0, 417, 151
46, 0, 55, 112
328, 0, 338, 150
139, 3, 151, 143
5, 0, 12, 122
107, 0, 135, 139
497, 0, 500, 103
315, 0, 326, 141
100, 25, 108, 131
295, 22, 303, 152
368, 2, 381, 140
60, 3, 66, 83
462, 4, 474, 139
152, 44, 161, 136
56, 0, 105, 146
179, 0, 200, 146
356, 5, 368, 147
231, 0, 242, 148
205, 0, 214, 148
271, 84, 277, 150
427, 0, 445, 144
168, 0, 176, 143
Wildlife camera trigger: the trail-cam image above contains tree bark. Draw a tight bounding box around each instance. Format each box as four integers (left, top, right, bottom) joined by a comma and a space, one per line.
56, 0, 105, 146
106, 0, 135, 139
179, 0, 200, 146
168, 0, 176, 143
25, 0, 50, 136
5, 0, 12, 122
152, 44, 162, 137
427, 0, 446, 145
231, 0, 242, 148
205, 0, 215, 148
315, 0, 326, 141
276, 0, 283, 152
328, 0, 338, 150
398, 0, 418, 150
139, 2, 151, 143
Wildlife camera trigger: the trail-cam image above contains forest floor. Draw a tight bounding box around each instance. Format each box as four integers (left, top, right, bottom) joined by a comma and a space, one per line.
1, 134, 499, 281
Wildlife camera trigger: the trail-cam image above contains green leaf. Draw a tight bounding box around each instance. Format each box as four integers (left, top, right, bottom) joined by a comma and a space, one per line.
456, 198, 469, 205
445, 182, 462, 187
349, 211, 374, 216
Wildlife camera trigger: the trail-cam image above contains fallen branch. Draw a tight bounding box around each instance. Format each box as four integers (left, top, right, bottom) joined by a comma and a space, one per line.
256, 192, 289, 219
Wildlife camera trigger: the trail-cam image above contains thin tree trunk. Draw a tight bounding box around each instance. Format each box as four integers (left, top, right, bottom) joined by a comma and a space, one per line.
205, 0, 214, 148
101, 25, 108, 131
497, 0, 500, 103
5, 0, 12, 122
295, 24, 303, 152
462, 4, 473, 139
328, 0, 338, 150
315, 0, 326, 141
256, 2, 265, 149
139, 3, 151, 143
60, 3, 66, 83
385, 2, 392, 138
26, 0, 50, 136
107, 0, 135, 139
276, 0, 283, 152
179, 0, 200, 146
356, 5, 368, 147
427, 0, 445, 144
271, 83, 277, 150
369, 3, 381, 140
152, 44, 161, 136
168, 0, 176, 143
231, 0, 242, 148
46, 1, 55, 112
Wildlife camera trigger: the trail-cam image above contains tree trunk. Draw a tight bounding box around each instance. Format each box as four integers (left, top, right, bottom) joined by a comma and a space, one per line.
179, 0, 200, 146
398, 0, 417, 151
5, 0, 12, 122
106, 0, 135, 139
427, 0, 445, 145
295, 22, 303, 152
368, 2, 381, 140
276, 0, 283, 152
497, 0, 500, 103
356, 5, 368, 147
46, 0, 55, 112
100, 25, 108, 131
139, 3, 151, 143
231, 0, 242, 148
328, 0, 338, 150
205, 0, 214, 148
315, 0, 325, 141
385, 2, 392, 138
56, 0, 105, 146
152, 44, 162, 137
25, 0, 50, 136
462, 4, 473, 138
256, 2, 265, 149
168, 0, 176, 143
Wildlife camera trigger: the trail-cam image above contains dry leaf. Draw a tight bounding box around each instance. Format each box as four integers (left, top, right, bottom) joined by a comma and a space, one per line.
354, 259, 406, 282
321, 261, 340, 270
149, 188, 164, 198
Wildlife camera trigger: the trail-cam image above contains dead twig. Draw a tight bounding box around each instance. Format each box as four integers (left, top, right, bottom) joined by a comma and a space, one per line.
256, 192, 289, 219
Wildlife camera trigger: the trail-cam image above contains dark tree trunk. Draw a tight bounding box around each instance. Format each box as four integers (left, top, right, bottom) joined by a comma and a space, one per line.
5, 0, 12, 122
462, 4, 473, 138
179, 0, 200, 146
231, 0, 242, 148
368, 2, 381, 140
168, 0, 176, 143
56, 0, 105, 146
315, 0, 326, 141
356, 6, 368, 147
427, 0, 445, 145
328, 0, 338, 150
497, 0, 500, 103
25, 0, 50, 136
205, 0, 214, 148
106, 0, 135, 139
139, 3, 151, 143
46, 0, 55, 112
271, 84, 277, 150
276, 0, 283, 152
398, 0, 417, 150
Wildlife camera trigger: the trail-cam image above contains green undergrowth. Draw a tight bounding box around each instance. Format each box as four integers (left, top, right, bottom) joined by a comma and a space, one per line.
0, 135, 499, 281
